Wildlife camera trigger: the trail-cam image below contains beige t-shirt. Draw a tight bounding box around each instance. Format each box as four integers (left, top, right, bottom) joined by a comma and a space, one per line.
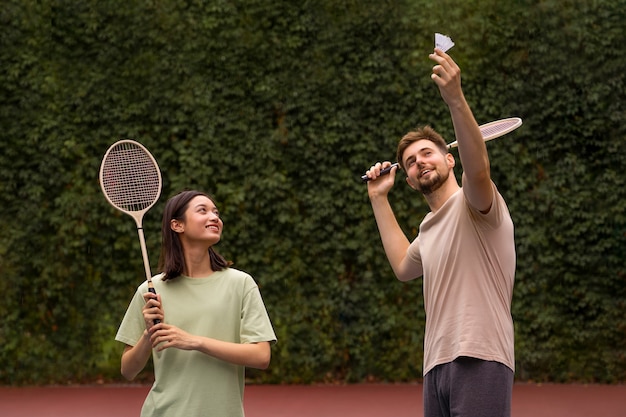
407, 184, 515, 375
116, 268, 276, 417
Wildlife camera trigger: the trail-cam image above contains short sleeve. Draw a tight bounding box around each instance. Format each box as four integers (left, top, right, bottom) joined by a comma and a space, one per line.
240, 278, 277, 345
115, 284, 148, 346
466, 182, 510, 231
406, 235, 424, 277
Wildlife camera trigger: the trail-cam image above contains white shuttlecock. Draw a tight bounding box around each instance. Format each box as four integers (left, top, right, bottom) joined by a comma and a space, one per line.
435, 33, 455, 52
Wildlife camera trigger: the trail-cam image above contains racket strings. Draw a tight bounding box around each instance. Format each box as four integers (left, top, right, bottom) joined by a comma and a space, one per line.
101, 144, 161, 212
479, 119, 521, 138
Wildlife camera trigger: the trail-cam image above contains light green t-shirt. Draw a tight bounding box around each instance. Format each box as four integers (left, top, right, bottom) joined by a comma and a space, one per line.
115, 268, 277, 417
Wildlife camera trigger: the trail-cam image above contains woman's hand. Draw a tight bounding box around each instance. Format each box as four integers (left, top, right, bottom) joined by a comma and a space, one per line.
149, 323, 199, 352
142, 292, 164, 330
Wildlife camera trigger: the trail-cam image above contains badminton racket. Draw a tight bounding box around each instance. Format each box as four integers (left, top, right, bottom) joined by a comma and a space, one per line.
361, 117, 522, 182
99, 139, 163, 323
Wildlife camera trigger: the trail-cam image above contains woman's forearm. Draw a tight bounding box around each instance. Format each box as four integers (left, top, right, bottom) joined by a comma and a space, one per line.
195, 339, 271, 369
120, 331, 153, 380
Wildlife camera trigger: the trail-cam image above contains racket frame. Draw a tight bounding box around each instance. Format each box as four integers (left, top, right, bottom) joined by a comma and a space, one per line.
362, 117, 522, 182
99, 140, 163, 318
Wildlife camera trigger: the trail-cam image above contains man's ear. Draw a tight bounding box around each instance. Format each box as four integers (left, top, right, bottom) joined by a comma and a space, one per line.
446, 152, 456, 169
406, 176, 417, 190
170, 219, 184, 233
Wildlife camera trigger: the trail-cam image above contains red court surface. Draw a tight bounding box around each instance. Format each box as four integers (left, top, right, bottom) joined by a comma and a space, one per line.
0, 383, 624, 417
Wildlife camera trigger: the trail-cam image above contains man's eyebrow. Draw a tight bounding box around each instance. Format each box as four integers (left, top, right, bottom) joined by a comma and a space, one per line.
405, 146, 437, 163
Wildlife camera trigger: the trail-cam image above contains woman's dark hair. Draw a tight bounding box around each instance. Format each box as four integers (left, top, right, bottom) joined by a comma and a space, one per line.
158, 190, 230, 281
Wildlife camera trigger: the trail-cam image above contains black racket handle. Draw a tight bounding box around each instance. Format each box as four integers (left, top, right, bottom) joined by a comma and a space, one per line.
148, 286, 161, 325
361, 163, 399, 182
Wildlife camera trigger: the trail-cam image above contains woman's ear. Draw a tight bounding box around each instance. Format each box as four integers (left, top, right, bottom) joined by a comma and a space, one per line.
170, 219, 184, 233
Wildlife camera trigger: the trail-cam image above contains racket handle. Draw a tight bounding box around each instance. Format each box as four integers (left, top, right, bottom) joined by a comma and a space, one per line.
148, 285, 161, 325
361, 163, 399, 182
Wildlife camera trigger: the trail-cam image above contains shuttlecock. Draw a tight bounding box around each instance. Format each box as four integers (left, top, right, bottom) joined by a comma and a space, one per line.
435, 33, 455, 52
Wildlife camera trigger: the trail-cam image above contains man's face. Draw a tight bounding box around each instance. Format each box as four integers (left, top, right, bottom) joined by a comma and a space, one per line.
402, 140, 453, 195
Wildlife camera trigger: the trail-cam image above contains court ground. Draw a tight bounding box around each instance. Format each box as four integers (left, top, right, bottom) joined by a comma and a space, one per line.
1, 383, 624, 416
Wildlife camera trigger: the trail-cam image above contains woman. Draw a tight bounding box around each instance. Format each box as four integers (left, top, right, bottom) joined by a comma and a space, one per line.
115, 190, 276, 417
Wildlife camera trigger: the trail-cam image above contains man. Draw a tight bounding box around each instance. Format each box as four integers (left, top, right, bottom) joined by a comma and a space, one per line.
365, 48, 516, 417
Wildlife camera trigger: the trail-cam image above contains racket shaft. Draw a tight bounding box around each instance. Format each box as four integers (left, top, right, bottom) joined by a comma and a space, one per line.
137, 225, 161, 325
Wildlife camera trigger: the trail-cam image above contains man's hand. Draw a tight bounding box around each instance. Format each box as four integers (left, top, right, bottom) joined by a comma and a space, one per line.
429, 48, 492, 212
365, 161, 398, 200
429, 48, 464, 108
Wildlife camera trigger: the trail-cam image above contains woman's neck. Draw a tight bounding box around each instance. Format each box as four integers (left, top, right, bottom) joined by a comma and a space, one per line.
182, 246, 214, 278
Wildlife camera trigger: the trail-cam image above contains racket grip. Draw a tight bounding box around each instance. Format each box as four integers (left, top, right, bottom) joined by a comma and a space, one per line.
148, 286, 161, 325
361, 163, 399, 182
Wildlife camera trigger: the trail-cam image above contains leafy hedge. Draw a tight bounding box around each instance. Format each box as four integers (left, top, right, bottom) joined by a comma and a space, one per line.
1, 0, 624, 385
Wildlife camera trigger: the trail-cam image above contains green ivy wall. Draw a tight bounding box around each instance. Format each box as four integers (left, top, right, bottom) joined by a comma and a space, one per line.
1, 0, 624, 385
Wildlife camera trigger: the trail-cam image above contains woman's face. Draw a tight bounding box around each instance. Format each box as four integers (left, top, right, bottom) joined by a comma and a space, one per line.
174, 195, 223, 246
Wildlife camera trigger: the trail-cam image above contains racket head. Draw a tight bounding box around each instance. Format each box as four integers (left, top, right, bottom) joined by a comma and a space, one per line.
447, 117, 522, 149
99, 139, 162, 223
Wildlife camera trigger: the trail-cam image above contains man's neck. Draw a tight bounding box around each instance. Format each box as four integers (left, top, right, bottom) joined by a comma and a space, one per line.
424, 179, 460, 213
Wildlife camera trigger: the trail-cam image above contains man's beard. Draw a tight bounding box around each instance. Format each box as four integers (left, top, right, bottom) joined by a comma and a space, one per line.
416, 168, 449, 195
